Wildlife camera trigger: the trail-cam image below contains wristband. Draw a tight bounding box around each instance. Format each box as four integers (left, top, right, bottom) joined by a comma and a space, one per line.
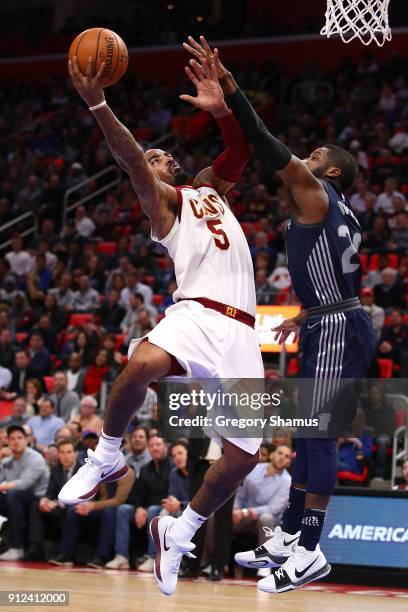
242, 508, 249, 518
89, 100, 107, 112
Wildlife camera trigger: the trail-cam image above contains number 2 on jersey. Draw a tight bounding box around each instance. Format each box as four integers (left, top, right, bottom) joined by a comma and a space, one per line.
338, 224, 361, 274
207, 220, 230, 250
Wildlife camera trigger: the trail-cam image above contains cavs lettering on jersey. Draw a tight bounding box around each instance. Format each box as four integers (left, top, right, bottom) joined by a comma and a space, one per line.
152, 184, 256, 315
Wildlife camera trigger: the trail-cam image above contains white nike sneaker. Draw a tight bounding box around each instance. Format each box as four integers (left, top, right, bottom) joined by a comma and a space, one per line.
58, 449, 128, 505
150, 516, 196, 596
234, 526, 300, 569
257, 544, 331, 593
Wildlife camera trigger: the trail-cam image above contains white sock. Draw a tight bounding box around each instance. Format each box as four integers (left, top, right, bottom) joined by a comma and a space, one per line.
93, 430, 122, 463
170, 504, 207, 544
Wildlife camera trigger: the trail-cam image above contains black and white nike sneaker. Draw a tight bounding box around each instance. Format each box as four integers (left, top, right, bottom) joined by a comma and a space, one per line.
234, 526, 300, 569
257, 544, 331, 593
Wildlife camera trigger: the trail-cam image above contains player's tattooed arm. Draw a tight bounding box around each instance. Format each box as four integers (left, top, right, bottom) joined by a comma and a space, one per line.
68, 56, 177, 239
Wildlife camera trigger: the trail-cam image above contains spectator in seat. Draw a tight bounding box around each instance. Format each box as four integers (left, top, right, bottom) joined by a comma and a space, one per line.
32, 315, 57, 353
8, 350, 36, 397
375, 177, 405, 214
67, 421, 82, 447
64, 352, 86, 395
123, 426, 151, 477
337, 409, 372, 476
24, 378, 45, 417
49, 273, 75, 312
374, 268, 405, 309
0, 328, 15, 369
28, 332, 51, 379
393, 457, 408, 490
0, 425, 49, 561
27, 398, 65, 452
25, 440, 82, 561
37, 293, 65, 332
0, 365, 12, 397
260, 442, 275, 463
49, 461, 134, 568
233, 444, 292, 577
129, 386, 157, 429
105, 435, 173, 571
161, 440, 189, 518
360, 287, 385, 340
124, 309, 153, 346
82, 349, 115, 397
70, 395, 103, 435
96, 290, 126, 334
388, 212, 408, 252
71, 275, 99, 313
388, 195, 408, 230
378, 307, 408, 366
120, 270, 153, 308
49, 371, 80, 421
350, 177, 376, 213
74, 205, 95, 238
356, 192, 377, 231
5, 234, 33, 279
364, 215, 390, 252
255, 268, 272, 305
0, 397, 28, 429
364, 383, 396, 480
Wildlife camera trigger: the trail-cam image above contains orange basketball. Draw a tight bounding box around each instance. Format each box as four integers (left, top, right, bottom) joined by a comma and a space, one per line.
68, 28, 128, 88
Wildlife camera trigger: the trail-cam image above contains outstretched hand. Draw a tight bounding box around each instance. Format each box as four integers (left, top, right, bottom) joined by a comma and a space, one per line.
180, 57, 228, 117
68, 56, 106, 108
183, 35, 229, 80
272, 315, 302, 345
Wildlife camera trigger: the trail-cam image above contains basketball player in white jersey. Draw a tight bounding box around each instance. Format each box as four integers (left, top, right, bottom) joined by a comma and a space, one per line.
60, 57, 264, 594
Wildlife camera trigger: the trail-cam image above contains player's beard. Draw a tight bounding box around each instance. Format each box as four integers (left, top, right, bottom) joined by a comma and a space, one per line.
173, 168, 189, 186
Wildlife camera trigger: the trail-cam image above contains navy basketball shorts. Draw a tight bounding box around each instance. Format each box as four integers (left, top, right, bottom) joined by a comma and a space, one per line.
297, 307, 376, 436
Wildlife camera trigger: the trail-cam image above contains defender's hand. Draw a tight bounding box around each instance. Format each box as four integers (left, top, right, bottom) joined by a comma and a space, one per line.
272, 316, 302, 345
183, 35, 228, 80
180, 58, 228, 117
68, 56, 106, 108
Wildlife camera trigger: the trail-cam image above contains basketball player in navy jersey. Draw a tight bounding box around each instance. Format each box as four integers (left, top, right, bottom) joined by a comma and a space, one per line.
183, 37, 376, 593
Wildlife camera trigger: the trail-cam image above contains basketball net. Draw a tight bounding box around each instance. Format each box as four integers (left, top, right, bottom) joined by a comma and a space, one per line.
321, 0, 392, 46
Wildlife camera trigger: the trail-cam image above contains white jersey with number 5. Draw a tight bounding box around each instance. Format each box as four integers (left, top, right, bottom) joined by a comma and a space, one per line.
153, 184, 256, 315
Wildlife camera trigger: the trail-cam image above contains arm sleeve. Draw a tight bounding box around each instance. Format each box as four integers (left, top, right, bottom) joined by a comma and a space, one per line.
226, 88, 292, 170
211, 111, 251, 183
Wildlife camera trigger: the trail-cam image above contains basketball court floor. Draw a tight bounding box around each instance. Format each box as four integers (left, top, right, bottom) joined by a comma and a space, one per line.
0, 563, 407, 611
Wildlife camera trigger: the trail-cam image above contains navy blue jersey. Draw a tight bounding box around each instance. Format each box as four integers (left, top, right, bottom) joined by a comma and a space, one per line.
286, 180, 361, 308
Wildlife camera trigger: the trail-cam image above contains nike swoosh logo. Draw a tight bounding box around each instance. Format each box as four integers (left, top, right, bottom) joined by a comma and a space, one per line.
283, 536, 299, 546
163, 526, 170, 551
307, 321, 320, 330
100, 463, 118, 479
294, 556, 318, 579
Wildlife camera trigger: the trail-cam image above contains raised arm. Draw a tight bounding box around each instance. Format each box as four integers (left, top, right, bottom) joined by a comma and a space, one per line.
68, 57, 177, 239
183, 37, 328, 222
179, 57, 251, 196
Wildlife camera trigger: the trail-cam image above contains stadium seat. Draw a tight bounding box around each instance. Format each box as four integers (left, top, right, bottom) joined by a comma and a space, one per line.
0, 401, 13, 418
359, 253, 368, 272
287, 358, 299, 376
43, 376, 55, 393
387, 253, 399, 269
69, 313, 94, 327
337, 464, 369, 486
368, 254, 380, 271
15, 332, 28, 345
114, 335, 125, 351
152, 294, 164, 306
395, 409, 407, 429
377, 358, 394, 378
97, 242, 117, 256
